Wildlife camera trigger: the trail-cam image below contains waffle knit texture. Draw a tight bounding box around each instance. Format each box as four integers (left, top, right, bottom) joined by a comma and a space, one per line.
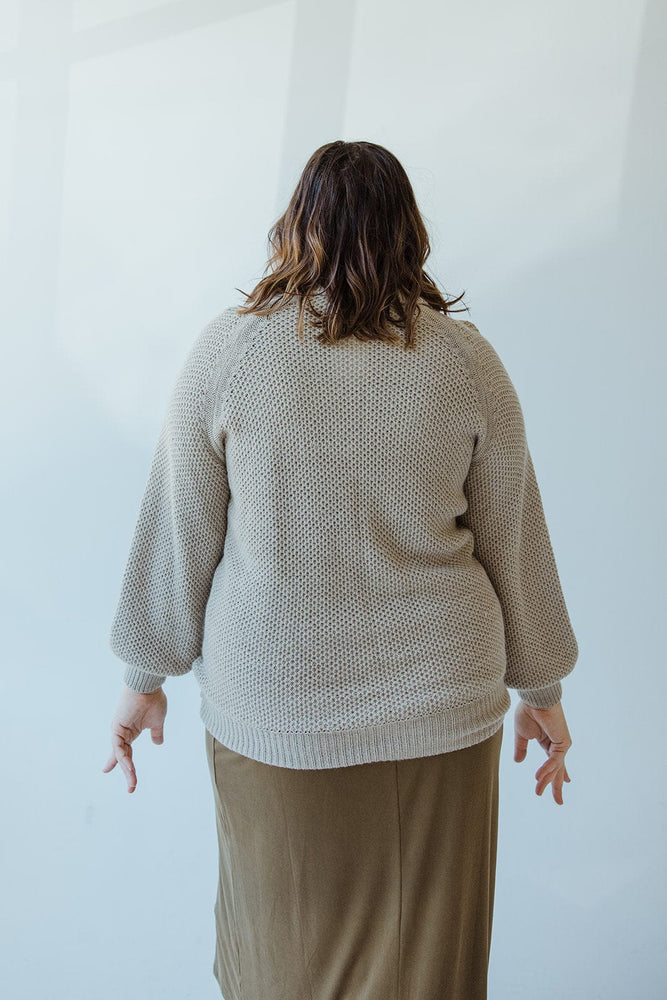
109, 289, 579, 768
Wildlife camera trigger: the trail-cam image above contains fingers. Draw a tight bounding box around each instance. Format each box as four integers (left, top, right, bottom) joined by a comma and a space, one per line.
117, 748, 137, 793
104, 690, 169, 792
514, 733, 528, 762
514, 701, 573, 804
534, 755, 568, 804
551, 771, 565, 806
106, 730, 138, 793
545, 761, 566, 805
104, 709, 166, 790
101, 748, 136, 791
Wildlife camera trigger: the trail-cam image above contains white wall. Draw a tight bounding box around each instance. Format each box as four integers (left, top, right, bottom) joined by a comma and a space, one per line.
1, 1, 665, 997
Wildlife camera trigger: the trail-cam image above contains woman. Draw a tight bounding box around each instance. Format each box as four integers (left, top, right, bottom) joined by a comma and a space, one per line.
104, 140, 576, 1000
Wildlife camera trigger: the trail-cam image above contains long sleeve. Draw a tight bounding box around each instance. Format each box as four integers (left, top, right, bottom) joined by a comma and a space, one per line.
109, 319, 230, 694
458, 323, 579, 708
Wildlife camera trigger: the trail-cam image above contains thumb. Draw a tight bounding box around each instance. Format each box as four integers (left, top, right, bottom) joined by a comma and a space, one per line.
151, 727, 164, 744
514, 734, 528, 763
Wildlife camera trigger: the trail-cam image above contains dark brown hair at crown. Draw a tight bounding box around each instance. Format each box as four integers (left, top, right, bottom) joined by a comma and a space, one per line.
234, 140, 468, 349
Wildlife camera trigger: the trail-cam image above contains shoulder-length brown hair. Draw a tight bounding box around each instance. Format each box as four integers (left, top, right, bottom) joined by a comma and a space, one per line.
234, 141, 468, 349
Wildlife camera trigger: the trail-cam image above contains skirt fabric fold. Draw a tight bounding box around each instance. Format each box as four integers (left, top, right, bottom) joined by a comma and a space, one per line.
205, 723, 503, 1000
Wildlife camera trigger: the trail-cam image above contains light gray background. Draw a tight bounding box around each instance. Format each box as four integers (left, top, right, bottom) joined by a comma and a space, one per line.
1, 1, 665, 997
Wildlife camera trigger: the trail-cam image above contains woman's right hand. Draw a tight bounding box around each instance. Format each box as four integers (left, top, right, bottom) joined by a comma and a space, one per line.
514, 699, 573, 805
102, 684, 167, 793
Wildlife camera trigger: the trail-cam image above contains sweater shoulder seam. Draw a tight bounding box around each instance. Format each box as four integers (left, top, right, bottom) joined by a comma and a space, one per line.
197, 306, 241, 462
450, 319, 496, 464
206, 308, 268, 446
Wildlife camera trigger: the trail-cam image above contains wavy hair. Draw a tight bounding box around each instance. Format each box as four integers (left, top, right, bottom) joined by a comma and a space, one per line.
234, 141, 468, 349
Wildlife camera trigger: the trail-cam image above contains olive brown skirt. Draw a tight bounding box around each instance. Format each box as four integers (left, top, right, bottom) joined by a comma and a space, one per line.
204, 723, 503, 1000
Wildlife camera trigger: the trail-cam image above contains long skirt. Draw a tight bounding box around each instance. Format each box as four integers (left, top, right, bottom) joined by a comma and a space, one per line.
204, 722, 503, 1000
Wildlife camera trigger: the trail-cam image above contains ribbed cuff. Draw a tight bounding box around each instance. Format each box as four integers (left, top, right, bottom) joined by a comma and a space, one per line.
123, 664, 166, 693
516, 680, 562, 709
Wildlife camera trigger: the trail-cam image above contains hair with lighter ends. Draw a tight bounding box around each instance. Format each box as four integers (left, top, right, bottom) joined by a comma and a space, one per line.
234, 140, 468, 348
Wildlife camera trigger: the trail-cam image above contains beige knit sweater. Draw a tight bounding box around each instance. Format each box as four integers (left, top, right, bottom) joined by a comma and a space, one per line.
109, 288, 578, 768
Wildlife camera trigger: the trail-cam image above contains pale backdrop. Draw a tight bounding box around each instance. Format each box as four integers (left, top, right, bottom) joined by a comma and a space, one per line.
1, 0, 665, 997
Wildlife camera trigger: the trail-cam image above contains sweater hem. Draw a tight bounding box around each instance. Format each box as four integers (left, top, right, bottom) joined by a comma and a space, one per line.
196, 682, 512, 769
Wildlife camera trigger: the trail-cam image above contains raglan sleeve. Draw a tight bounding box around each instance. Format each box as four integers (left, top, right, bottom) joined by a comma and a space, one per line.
108, 317, 230, 694
457, 323, 579, 708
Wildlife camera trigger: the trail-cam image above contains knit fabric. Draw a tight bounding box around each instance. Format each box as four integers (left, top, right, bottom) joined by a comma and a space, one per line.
109, 289, 578, 768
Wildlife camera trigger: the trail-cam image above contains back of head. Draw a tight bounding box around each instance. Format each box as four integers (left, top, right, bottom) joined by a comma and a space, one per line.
236, 140, 467, 349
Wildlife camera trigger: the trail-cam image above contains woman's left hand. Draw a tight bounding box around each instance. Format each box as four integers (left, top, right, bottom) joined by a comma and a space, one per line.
102, 685, 167, 793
